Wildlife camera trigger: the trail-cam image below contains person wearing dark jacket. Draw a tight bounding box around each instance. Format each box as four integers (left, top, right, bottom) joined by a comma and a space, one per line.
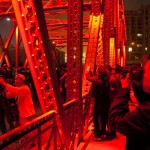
86, 67, 110, 138
109, 60, 150, 150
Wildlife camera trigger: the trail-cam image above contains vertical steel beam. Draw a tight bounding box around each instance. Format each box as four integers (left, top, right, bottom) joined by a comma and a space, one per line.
12, 0, 66, 148
96, 14, 104, 68
120, 0, 127, 66
103, 0, 111, 66
67, 0, 83, 148
82, 0, 101, 94
15, 26, 19, 68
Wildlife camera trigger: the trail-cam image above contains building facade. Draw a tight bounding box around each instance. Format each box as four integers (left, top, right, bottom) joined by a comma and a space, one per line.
125, 4, 150, 66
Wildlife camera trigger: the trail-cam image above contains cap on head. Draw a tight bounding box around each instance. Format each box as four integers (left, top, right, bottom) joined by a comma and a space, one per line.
16, 73, 25, 82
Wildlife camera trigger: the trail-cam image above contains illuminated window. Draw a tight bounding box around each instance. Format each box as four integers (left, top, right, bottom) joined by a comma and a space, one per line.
137, 44, 142, 47
128, 47, 132, 52
65, 53, 67, 63
131, 42, 135, 46
82, 52, 86, 64
137, 33, 142, 37
145, 47, 148, 51
135, 56, 139, 59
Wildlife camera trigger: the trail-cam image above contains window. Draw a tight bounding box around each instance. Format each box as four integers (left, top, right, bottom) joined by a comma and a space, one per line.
145, 47, 148, 51
137, 44, 142, 47
137, 33, 142, 37
128, 47, 132, 52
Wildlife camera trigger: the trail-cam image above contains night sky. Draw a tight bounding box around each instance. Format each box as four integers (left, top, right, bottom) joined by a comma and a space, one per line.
124, 0, 150, 10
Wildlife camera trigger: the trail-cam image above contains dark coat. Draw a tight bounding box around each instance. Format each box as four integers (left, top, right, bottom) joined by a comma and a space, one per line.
109, 88, 150, 150
87, 74, 110, 111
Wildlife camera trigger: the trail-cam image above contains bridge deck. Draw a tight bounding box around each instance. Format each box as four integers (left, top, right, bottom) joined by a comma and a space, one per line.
77, 130, 126, 150
2, 101, 126, 150
3, 131, 126, 150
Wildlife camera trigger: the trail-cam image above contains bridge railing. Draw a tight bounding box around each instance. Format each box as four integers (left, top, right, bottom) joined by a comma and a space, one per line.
0, 93, 92, 149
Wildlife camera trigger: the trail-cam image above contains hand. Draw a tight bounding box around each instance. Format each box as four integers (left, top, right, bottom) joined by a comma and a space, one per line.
121, 73, 130, 88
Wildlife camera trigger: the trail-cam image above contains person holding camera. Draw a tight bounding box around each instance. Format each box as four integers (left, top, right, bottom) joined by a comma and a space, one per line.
109, 60, 150, 150
0, 73, 36, 147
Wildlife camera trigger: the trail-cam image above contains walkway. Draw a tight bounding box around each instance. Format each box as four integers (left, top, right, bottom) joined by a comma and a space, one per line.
2, 101, 126, 150
78, 131, 126, 150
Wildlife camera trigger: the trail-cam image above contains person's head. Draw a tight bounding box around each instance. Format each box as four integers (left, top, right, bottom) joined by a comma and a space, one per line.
15, 73, 25, 87
96, 67, 108, 80
132, 60, 150, 104
142, 60, 150, 94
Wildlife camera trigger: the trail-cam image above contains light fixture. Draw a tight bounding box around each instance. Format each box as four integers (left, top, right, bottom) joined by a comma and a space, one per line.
6, 17, 10, 21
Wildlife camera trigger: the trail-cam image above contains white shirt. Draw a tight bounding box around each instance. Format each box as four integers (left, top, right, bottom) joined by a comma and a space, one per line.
5, 84, 35, 118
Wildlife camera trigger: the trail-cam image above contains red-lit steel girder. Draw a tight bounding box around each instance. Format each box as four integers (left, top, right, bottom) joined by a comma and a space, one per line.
67, 0, 83, 148
103, 0, 113, 66
102, 0, 126, 67
0, 1, 91, 52
0, 0, 127, 148
12, 0, 66, 147
82, 0, 102, 94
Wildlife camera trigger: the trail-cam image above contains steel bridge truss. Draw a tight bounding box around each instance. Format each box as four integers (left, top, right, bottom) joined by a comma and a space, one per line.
0, 0, 126, 149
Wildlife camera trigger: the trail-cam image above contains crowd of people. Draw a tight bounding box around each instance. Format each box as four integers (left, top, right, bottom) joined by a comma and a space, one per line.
109, 60, 150, 150
0, 58, 150, 149
86, 58, 150, 150
0, 64, 67, 136
0, 65, 36, 147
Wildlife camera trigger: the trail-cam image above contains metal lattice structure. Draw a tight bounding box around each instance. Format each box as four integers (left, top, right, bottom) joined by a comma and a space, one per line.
0, 0, 126, 149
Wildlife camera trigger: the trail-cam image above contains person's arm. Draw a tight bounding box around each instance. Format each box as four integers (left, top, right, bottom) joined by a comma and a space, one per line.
109, 74, 149, 139
5, 84, 29, 96
0, 77, 27, 96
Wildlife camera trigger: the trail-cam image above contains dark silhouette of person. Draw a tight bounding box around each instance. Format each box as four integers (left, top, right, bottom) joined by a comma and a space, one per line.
109, 60, 150, 150
86, 67, 110, 138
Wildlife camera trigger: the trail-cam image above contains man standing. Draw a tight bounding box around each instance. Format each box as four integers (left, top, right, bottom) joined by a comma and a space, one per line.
109, 60, 150, 150
86, 67, 110, 138
0, 73, 35, 126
